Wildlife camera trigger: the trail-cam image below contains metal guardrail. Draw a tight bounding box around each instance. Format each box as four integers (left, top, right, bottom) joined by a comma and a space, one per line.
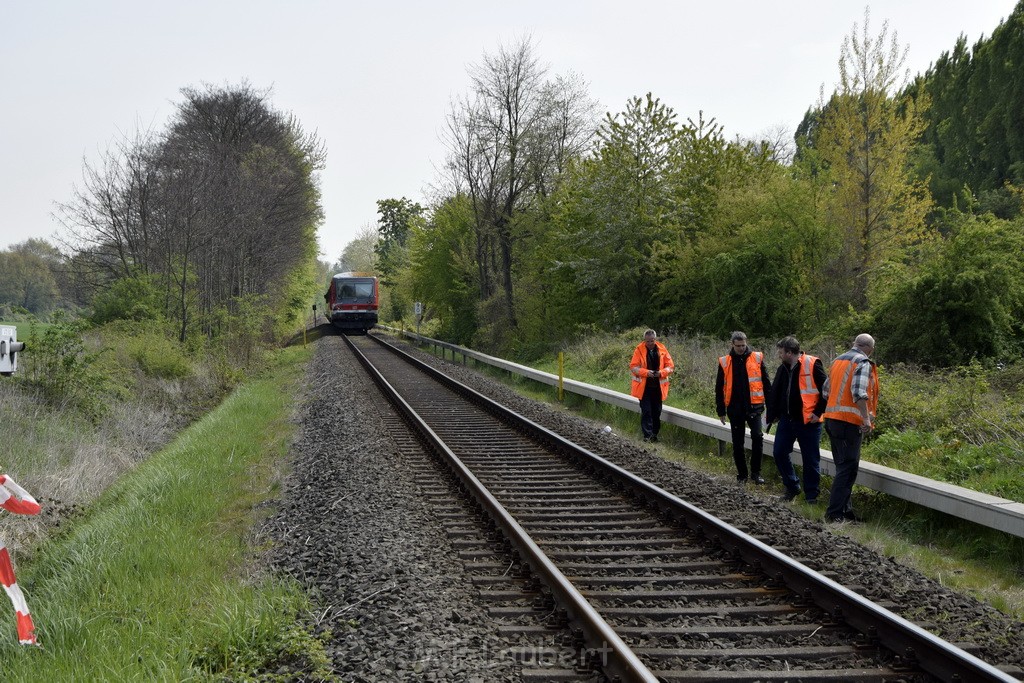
381, 326, 1024, 539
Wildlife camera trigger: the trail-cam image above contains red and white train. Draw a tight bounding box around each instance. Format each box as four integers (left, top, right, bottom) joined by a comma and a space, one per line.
324, 272, 379, 332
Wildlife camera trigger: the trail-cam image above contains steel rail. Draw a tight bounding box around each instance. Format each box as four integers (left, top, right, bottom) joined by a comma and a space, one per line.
343, 333, 660, 683
368, 332, 1020, 683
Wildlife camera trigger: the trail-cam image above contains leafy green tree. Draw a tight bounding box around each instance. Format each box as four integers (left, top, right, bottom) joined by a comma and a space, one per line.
0, 241, 61, 315
374, 197, 423, 286
546, 94, 684, 329
537, 94, 758, 335
10, 238, 64, 269
976, 185, 1024, 219
667, 111, 743, 242
312, 257, 333, 305
622, 92, 874, 341
408, 195, 478, 343
372, 198, 419, 324
871, 213, 1024, 365
91, 274, 165, 324
814, 8, 934, 306
652, 115, 769, 328
665, 149, 841, 337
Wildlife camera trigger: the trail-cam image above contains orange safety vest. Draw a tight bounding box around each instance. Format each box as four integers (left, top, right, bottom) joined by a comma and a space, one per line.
796, 353, 821, 424
630, 341, 674, 401
719, 352, 765, 408
824, 354, 879, 426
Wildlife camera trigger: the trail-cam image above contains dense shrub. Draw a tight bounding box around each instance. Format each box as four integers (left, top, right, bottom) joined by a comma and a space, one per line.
17, 318, 111, 419
865, 359, 1024, 501
871, 216, 1024, 366
126, 333, 193, 380
91, 275, 165, 325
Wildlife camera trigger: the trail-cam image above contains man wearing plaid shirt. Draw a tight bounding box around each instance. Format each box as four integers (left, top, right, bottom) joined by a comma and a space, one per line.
822, 334, 879, 523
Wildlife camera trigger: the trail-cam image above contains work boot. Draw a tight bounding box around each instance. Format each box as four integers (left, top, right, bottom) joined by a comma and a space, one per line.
780, 489, 800, 502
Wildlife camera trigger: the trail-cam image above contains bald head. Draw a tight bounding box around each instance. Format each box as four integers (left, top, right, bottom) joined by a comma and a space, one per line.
854, 334, 875, 355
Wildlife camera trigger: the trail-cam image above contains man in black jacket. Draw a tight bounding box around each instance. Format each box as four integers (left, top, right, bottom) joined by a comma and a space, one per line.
715, 331, 771, 483
765, 336, 827, 503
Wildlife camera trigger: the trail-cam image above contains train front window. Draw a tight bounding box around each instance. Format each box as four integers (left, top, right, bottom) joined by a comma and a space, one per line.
338, 281, 374, 299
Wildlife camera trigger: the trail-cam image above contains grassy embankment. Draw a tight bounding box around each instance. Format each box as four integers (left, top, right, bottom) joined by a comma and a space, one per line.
0, 342, 332, 679
406, 327, 1024, 620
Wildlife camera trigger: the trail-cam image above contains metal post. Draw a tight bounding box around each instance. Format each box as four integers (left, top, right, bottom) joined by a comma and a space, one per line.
558, 352, 565, 402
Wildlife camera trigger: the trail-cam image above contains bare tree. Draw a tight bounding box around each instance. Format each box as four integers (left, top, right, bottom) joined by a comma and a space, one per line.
56, 82, 325, 340
55, 127, 160, 288
529, 72, 599, 197
741, 123, 796, 165
444, 93, 501, 302
442, 37, 598, 328
163, 84, 325, 325
334, 224, 379, 273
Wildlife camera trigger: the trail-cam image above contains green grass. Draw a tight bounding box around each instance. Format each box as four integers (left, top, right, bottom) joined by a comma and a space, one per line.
847, 500, 1024, 624
0, 345, 333, 680
0, 320, 52, 341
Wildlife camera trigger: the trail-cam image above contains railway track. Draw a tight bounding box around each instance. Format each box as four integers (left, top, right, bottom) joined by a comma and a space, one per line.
343, 331, 1019, 683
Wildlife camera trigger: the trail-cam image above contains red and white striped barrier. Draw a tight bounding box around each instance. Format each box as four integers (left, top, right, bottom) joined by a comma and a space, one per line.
0, 475, 40, 646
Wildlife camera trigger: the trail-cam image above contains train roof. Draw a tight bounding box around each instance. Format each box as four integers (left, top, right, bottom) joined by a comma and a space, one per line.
332, 272, 376, 279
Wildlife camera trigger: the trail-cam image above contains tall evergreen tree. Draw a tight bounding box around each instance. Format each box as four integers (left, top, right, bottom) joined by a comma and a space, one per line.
917, 3, 1024, 207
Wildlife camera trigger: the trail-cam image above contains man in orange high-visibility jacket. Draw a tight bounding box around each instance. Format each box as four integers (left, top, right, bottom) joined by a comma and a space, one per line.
766, 336, 827, 503
822, 333, 879, 524
716, 331, 771, 484
629, 329, 675, 442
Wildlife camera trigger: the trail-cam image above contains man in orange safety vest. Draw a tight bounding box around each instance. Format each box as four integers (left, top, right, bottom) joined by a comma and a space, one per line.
715, 331, 771, 484
629, 329, 674, 442
822, 333, 880, 523
766, 336, 827, 503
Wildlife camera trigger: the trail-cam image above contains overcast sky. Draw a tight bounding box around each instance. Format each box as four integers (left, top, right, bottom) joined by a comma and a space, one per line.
1, 1, 1017, 265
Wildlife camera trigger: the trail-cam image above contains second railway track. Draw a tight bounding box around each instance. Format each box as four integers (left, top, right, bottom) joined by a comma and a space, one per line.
343, 331, 1019, 683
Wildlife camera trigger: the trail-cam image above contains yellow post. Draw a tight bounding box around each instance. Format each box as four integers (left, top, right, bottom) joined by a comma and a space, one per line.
558, 351, 564, 402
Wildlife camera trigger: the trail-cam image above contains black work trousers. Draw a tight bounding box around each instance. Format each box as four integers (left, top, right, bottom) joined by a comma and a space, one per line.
639, 390, 663, 439
728, 410, 764, 480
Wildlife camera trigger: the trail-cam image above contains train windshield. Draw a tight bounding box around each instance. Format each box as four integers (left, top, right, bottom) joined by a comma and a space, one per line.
338, 281, 374, 299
